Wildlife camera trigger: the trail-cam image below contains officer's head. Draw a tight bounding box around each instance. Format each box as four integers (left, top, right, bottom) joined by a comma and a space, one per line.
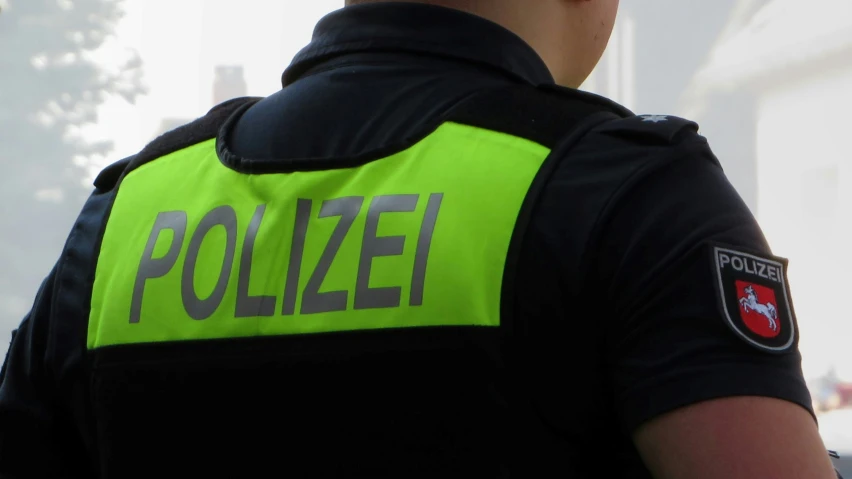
343, 0, 620, 88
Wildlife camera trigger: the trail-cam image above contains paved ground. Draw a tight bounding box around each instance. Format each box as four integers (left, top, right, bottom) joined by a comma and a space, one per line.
834, 457, 852, 477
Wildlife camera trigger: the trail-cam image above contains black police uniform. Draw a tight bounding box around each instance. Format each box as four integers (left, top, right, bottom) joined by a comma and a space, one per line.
0, 3, 817, 478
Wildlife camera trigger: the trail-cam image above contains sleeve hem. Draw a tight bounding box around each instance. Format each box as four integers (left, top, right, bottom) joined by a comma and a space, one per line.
618, 363, 815, 434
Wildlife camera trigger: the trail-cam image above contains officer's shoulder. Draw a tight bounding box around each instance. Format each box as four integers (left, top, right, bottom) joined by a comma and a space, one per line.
536, 84, 701, 146
94, 96, 262, 191
593, 113, 700, 145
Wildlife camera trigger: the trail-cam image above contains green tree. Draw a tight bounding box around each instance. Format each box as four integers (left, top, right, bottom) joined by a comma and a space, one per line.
0, 0, 144, 338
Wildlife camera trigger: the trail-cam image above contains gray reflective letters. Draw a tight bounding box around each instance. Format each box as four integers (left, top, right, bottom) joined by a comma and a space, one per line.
355, 195, 419, 309
300, 197, 364, 314
718, 251, 783, 283
235, 205, 276, 318
131, 193, 442, 324
410, 193, 443, 306
731, 257, 744, 271
181, 206, 238, 321
282, 199, 312, 316
131, 211, 188, 323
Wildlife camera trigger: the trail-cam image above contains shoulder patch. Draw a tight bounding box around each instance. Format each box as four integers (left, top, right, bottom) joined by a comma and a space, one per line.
710, 244, 797, 354
596, 114, 699, 144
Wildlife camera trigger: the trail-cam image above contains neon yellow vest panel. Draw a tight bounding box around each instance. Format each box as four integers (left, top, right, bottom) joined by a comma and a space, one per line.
88, 122, 551, 349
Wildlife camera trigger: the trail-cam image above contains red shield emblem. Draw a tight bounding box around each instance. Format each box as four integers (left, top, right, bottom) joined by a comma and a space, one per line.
735, 281, 780, 338
712, 245, 796, 353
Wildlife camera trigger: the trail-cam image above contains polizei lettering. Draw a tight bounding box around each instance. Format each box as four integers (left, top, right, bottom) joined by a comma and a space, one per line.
129, 194, 443, 324
717, 252, 782, 283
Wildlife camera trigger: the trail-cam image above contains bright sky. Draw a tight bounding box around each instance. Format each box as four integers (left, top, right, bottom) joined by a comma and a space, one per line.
86, 0, 341, 174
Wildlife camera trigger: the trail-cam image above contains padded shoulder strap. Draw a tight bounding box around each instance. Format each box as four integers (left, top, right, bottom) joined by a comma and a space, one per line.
94, 97, 262, 191
443, 83, 632, 148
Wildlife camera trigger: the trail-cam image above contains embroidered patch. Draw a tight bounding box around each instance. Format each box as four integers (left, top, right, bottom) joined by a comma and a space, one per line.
712, 245, 796, 354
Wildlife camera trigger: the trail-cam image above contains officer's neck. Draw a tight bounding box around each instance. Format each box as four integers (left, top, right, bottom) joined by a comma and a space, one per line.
346, 0, 598, 88
463, 2, 605, 88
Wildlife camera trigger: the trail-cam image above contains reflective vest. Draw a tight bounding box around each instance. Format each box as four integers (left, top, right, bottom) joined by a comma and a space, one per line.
85, 88, 625, 474
91, 119, 552, 347
89, 88, 621, 348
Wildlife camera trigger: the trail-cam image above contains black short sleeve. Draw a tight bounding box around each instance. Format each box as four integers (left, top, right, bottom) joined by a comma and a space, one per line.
0, 269, 78, 476
0, 185, 112, 477
591, 134, 813, 433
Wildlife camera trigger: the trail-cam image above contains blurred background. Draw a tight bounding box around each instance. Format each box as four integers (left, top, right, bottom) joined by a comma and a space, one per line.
1, 0, 851, 470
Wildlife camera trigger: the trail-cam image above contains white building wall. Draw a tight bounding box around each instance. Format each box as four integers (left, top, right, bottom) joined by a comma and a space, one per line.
755, 64, 852, 379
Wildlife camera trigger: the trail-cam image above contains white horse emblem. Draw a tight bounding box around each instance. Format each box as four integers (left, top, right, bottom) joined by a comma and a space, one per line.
738, 285, 778, 332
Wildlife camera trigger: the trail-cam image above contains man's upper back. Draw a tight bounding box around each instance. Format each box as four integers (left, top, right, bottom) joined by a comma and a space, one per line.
0, 3, 818, 478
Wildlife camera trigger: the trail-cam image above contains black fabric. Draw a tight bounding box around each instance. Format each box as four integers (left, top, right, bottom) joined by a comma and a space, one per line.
90, 327, 508, 478
0, 3, 815, 478
448, 85, 632, 146
0, 184, 115, 477
221, 85, 627, 174
218, 85, 481, 173
84, 83, 624, 479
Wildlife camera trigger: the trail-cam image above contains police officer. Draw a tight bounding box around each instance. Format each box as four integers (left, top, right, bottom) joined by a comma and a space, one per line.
0, 0, 841, 478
